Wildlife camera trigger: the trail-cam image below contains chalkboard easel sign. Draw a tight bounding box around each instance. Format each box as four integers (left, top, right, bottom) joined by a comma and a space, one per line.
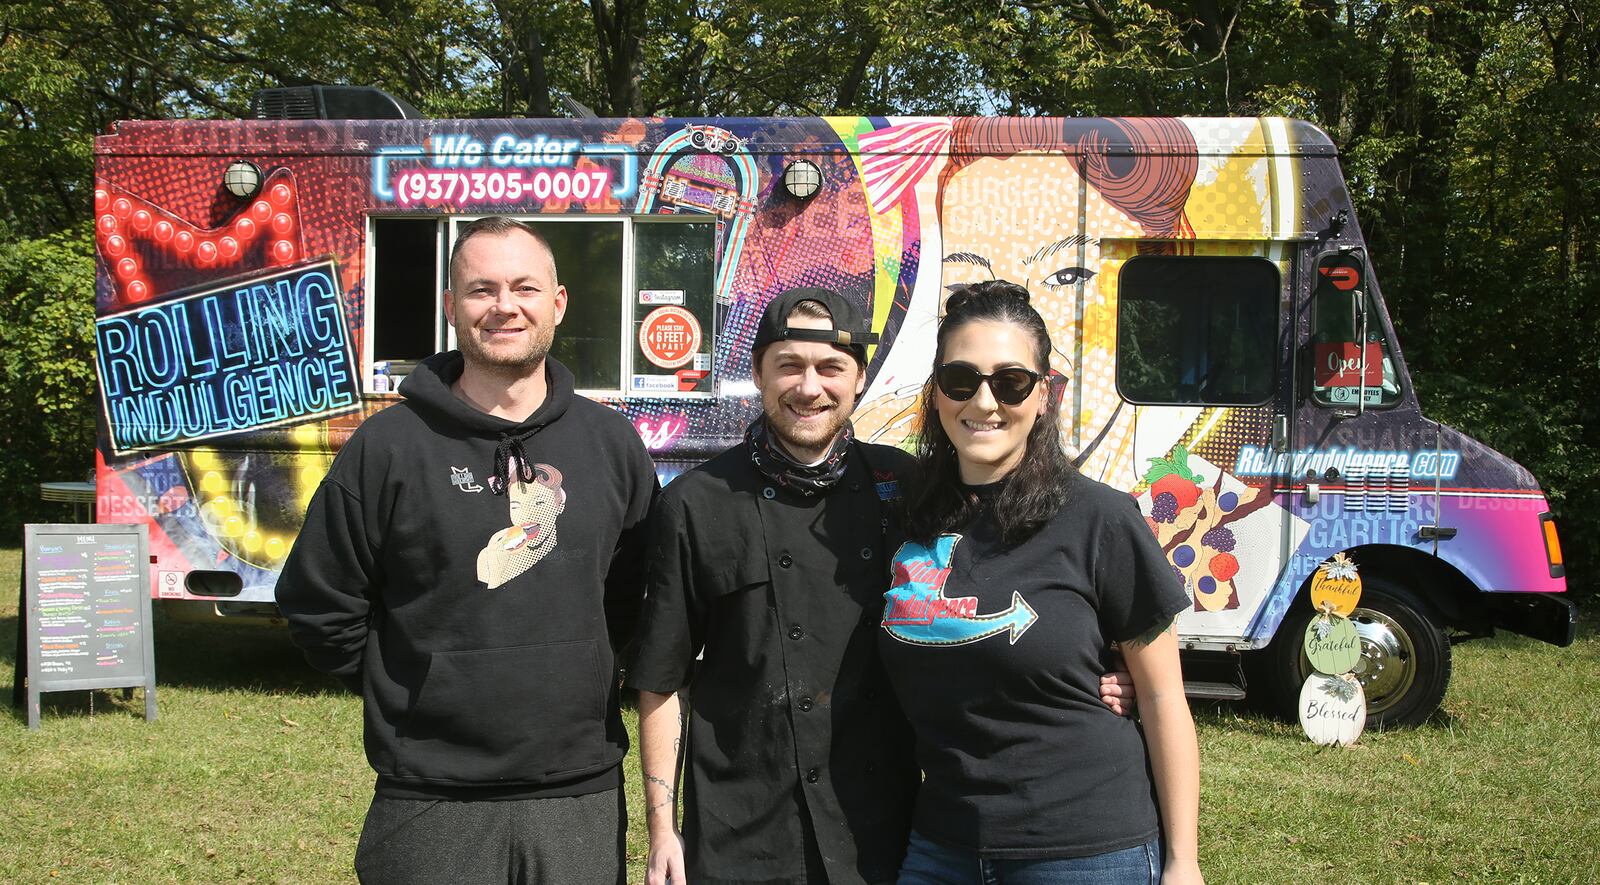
15, 524, 156, 730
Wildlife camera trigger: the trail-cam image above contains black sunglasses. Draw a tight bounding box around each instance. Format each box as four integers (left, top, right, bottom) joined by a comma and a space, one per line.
935, 363, 1043, 406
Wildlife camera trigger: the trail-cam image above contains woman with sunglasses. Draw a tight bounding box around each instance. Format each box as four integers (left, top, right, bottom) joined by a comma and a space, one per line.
880, 280, 1201, 884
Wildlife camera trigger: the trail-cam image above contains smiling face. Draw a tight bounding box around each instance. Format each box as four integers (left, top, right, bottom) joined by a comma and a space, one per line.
751, 313, 866, 463
445, 229, 567, 377
936, 319, 1048, 485
937, 154, 1143, 482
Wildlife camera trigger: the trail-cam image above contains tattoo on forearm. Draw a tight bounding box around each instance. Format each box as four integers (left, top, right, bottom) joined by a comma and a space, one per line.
1126, 615, 1176, 649
645, 772, 677, 810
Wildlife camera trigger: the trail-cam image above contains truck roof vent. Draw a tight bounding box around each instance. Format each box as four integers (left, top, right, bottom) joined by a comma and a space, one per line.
251, 86, 424, 120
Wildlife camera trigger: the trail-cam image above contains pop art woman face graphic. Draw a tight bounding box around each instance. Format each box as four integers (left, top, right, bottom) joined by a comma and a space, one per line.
935, 119, 1199, 482
934, 155, 1100, 310
939, 153, 1099, 358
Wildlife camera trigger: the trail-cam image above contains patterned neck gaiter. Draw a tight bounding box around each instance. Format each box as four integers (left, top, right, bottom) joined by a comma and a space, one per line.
745, 417, 854, 497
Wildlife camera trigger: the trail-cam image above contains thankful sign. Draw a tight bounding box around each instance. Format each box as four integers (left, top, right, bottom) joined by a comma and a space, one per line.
1300, 553, 1367, 745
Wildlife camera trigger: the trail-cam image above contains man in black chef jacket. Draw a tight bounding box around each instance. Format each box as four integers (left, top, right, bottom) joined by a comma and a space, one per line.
627, 288, 1134, 885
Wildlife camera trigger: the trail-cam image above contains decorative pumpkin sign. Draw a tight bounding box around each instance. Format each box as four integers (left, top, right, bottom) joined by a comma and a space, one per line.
1299, 673, 1366, 746
1311, 552, 1362, 616
1304, 613, 1362, 675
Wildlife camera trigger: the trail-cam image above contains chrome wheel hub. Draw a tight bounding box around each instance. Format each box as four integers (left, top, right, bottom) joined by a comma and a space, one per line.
1348, 606, 1416, 714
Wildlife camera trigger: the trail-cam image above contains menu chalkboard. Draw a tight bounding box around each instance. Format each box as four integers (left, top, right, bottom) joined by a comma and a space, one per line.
17, 524, 156, 730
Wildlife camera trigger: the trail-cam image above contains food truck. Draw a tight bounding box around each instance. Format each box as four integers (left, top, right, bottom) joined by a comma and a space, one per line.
91, 88, 1574, 726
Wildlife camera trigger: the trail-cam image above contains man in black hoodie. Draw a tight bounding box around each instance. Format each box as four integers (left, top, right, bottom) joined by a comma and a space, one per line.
277, 216, 657, 885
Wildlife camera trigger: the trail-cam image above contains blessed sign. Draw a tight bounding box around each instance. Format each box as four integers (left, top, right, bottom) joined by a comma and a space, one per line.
1299, 673, 1366, 747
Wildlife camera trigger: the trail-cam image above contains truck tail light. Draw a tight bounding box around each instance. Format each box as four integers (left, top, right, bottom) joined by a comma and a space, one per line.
1541, 512, 1565, 578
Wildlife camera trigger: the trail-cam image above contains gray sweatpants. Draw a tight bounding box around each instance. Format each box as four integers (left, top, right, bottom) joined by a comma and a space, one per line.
354, 788, 625, 885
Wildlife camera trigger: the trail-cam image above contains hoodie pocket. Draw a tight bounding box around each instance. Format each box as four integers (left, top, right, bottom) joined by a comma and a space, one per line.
400, 640, 609, 783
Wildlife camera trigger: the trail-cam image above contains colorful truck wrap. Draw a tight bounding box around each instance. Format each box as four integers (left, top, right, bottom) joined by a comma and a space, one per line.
91, 111, 1575, 726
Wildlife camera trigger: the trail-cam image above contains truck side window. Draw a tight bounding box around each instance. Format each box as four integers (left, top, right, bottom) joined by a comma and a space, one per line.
445, 216, 720, 397
1116, 255, 1278, 405
1310, 259, 1401, 408
630, 221, 717, 396
528, 220, 624, 391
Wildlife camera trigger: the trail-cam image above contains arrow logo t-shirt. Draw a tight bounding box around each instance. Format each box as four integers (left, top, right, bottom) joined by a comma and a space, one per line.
876, 474, 1188, 858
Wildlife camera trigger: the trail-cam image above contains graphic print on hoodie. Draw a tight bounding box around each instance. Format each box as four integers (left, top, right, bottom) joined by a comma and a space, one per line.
478, 461, 567, 588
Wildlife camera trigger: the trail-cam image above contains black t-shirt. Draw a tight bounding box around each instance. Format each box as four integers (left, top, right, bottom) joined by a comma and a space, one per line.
626, 442, 919, 885
877, 474, 1188, 859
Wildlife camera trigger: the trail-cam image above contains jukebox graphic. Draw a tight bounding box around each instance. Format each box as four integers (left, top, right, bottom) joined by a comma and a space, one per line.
636, 124, 759, 305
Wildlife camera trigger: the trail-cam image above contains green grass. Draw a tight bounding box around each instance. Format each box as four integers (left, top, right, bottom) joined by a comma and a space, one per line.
2, 545, 1596, 883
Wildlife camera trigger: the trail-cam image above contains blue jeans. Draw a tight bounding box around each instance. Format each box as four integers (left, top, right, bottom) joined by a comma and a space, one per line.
897, 830, 1162, 885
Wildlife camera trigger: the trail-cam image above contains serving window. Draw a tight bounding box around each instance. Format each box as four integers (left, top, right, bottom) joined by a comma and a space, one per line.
367, 215, 718, 397
365, 217, 449, 391
530, 220, 624, 391
1115, 255, 1279, 406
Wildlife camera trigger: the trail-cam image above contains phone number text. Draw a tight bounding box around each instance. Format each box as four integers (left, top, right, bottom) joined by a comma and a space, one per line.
394, 169, 613, 207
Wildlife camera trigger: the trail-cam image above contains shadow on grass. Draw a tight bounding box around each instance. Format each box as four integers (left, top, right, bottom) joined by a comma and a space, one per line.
2, 606, 351, 723
1190, 694, 1461, 737
1191, 699, 1299, 737
144, 607, 350, 695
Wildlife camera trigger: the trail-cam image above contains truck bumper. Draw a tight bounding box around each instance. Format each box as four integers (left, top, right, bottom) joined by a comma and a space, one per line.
1485, 592, 1578, 647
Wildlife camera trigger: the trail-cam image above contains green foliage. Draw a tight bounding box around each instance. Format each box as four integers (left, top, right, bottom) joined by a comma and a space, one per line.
0, 0, 1595, 593
0, 225, 97, 532
944, 0, 1600, 598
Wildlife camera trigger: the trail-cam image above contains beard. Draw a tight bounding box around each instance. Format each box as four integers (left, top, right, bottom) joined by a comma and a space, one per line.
762, 392, 853, 460
457, 323, 556, 376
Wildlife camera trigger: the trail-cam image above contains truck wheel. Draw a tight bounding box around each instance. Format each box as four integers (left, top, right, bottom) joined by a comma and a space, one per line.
1254, 580, 1452, 729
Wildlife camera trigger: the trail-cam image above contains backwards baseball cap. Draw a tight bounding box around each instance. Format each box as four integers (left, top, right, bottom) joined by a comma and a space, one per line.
751, 287, 879, 365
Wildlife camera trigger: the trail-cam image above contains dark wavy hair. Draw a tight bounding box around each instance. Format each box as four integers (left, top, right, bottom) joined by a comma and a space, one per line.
903, 280, 1076, 546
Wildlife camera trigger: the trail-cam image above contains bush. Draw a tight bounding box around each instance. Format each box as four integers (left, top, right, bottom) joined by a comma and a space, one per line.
0, 224, 97, 533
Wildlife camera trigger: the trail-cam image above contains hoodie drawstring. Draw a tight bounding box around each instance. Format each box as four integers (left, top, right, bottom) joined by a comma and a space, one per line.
491, 430, 540, 495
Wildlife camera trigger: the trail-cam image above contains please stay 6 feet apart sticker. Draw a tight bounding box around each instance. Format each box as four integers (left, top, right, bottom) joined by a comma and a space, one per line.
639, 306, 702, 369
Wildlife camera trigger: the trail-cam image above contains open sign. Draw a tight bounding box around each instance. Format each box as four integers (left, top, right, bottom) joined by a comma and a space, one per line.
1313, 342, 1383, 387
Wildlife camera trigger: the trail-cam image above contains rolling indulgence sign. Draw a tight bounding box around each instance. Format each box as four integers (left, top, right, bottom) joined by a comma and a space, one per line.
94, 260, 360, 453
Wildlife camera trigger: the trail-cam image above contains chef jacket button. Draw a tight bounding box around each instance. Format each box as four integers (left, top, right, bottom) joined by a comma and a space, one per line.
865, 763, 877, 774
860, 546, 873, 560
861, 611, 876, 626
798, 696, 813, 712
762, 487, 776, 499
805, 768, 820, 784
851, 482, 862, 492
779, 554, 793, 568
789, 626, 804, 640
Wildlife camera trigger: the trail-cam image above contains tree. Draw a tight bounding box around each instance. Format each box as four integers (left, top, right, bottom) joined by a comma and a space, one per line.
0, 0, 1595, 595
0, 225, 97, 528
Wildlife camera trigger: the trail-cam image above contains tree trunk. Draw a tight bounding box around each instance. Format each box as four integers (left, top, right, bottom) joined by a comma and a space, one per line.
589, 0, 644, 115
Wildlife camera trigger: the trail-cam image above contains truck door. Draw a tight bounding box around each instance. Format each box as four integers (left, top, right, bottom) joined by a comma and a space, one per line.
1292, 248, 1409, 543
1109, 243, 1300, 648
